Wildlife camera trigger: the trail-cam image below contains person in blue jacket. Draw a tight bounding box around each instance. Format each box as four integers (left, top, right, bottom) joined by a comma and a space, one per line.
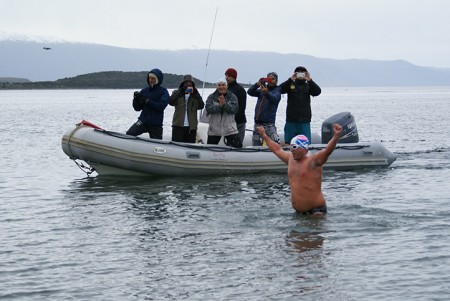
126, 68, 169, 139
247, 72, 282, 146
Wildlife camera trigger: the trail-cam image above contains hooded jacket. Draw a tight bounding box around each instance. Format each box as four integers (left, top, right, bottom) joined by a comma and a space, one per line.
279, 78, 321, 123
205, 89, 239, 137
133, 68, 169, 127
168, 75, 205, 131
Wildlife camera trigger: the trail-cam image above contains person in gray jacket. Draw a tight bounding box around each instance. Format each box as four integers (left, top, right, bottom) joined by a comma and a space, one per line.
205, 79, 242, 148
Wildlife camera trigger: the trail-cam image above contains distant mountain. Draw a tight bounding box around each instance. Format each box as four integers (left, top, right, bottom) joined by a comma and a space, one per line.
0, 77, 31, 83
1, 39, 450, 86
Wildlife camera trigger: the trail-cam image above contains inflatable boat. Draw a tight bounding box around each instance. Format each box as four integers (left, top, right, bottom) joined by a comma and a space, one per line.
61, 112, 397, 177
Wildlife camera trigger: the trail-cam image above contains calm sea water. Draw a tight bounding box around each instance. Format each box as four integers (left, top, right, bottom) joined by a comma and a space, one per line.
1, 87, 450, 300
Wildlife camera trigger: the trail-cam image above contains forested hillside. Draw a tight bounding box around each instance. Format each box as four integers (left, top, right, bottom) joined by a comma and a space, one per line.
0, 71, 216, 89
0, 71, 218, 89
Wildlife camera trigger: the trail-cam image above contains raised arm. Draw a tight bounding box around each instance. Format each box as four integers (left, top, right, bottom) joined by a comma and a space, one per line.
313, 124, 342, 166
257, 126, 290, 164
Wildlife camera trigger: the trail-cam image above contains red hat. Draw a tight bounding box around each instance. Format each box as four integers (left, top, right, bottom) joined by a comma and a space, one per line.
225, 68, 237, 79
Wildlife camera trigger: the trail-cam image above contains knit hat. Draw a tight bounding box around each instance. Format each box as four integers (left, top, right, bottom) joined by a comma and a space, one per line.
294, 66, 308, 73
290, 135, 310, 150
267, 72, 278, 81
225, 68, 237, 79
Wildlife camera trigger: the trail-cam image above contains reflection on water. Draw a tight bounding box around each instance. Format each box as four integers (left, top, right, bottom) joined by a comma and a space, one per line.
286, 223, 325, 254
286, 231, 324, 253
283, 216, 328, 295
60, 174, 342, 298
3, 88, 450, 300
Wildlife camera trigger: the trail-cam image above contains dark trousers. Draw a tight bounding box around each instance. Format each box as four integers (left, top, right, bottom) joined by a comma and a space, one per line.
172, 126, 197, 143
207, 134, 242, 148
126, 120, 163, 139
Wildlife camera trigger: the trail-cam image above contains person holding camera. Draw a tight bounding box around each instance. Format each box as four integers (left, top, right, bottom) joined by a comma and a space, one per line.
205, 79, 242, 148
126, 68, 169, 139
247, 72, 282, 146
279, 66, 321, 143
225, 68, 247, 145
168, 74, 204, 143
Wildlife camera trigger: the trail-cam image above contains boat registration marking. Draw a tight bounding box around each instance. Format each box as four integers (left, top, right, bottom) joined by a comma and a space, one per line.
212, 152, 226, 160
153, 146, 167, 154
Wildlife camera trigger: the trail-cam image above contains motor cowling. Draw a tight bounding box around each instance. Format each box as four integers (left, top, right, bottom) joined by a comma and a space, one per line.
321, 112, 359, 143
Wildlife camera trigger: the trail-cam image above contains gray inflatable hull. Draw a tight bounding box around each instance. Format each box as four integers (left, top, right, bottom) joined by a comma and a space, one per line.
62, 123, 397, 177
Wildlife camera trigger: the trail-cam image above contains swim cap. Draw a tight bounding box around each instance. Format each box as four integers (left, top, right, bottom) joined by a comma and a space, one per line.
290, 135, 310, 150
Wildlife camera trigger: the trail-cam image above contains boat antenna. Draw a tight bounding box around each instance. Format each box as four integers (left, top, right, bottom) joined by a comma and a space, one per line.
201, 5, 218, 98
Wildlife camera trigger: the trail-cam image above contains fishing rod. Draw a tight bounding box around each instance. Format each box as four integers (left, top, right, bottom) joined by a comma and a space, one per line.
201, 5, 218, 98
198, 5, 219, 124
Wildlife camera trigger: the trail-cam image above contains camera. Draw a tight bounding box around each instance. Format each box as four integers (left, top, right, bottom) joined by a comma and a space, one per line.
185, 87, 194, 94
259, 77, 272, 86
296, 72, 306, 78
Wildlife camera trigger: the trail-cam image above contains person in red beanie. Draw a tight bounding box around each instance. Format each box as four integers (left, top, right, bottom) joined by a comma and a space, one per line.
225, 68, 247, 145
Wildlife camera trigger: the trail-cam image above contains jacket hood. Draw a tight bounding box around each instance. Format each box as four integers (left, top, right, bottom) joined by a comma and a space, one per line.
147, 68, 164, 86
178, 74, 196, 88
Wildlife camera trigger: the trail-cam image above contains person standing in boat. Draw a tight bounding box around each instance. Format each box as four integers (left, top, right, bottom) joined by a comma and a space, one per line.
247, 72, 282, 146
205, 79, 242, 148
126, 68, 169, 139
257, 123, 342, 215
279, 66, 321, 143
225, 68, 247, 145
168, 74, 204, 143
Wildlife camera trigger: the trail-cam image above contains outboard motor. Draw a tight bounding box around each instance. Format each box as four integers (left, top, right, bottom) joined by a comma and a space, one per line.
321, 112, 359, 143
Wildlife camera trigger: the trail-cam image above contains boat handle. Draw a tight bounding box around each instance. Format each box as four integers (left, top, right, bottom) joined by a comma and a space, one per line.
186, 152, 201, 159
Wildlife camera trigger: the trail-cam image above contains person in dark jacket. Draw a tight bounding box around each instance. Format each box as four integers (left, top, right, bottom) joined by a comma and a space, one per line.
225, 68, 247, 144
168, 74, 204, 143
279, 66, 321, 143
126, 68, 169, 139
247, 72, 281, 146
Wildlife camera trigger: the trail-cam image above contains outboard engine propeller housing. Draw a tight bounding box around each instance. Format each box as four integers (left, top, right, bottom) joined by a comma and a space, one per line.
321, 112, 359, 143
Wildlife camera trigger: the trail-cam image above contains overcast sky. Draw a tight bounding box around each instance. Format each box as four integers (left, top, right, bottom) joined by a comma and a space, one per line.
1, 0, 449, 68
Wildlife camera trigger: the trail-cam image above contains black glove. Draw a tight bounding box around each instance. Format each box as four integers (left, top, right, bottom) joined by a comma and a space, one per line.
133, 92, 148, 106
133, 91, 141, 102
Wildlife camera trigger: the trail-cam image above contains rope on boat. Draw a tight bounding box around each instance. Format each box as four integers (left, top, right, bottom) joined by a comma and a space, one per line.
73, 159, 95, 177
309, 144, 370, 151
98, 129, 275, 153
96, 129, 371, 153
